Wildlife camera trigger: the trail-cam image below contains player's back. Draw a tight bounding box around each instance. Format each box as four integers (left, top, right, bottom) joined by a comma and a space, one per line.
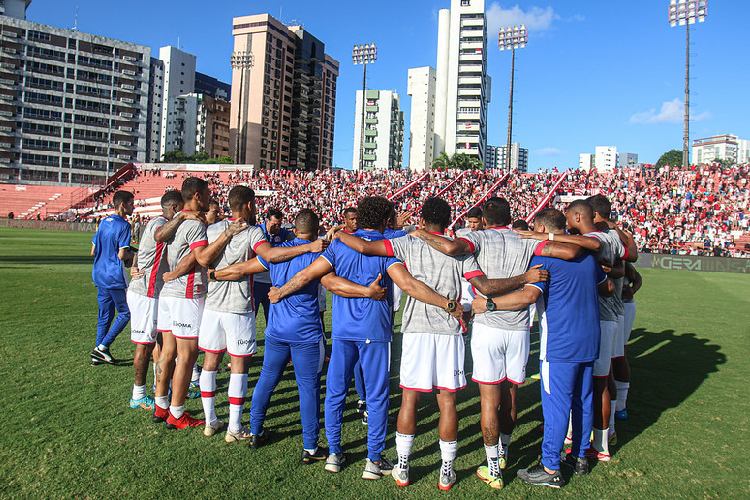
160, 218, 208, 299
261, 239, 323, 343
129, 215, 168, 298
587, 230, 624, 321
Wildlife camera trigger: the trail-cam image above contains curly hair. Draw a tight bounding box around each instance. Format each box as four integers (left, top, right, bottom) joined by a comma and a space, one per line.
421, 197, 452, 229
357, 196, 394, 231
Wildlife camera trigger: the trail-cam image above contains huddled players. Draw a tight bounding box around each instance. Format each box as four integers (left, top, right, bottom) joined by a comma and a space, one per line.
92, 179, 644, 491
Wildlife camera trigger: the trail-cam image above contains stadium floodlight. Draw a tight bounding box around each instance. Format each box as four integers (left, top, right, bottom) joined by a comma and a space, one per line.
353, 43, 377, 171
668, 0, 707, 169
230, 51, 254, 164
498, 25, 527, 172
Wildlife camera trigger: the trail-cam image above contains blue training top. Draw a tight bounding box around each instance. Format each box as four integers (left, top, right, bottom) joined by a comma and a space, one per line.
91, 214, 131, 289
258, 239, 323, 344
528, 253, 606, 363
321, 229, 400, 342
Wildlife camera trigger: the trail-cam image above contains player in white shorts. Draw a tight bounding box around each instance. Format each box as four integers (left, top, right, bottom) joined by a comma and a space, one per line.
126, 190, 188, 410
165, 186, 328, 440
411, 197, 584, 489
152, 177, 249, 430
336, 197, 546, 491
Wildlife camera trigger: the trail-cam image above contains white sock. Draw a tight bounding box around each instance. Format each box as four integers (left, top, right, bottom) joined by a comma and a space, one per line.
615, 381, 630, 412
484, 444, 500, 477
304, 446, 318, 455
499, 431, 512, 457
228, 373, 248, 433
132, 384, 146, 401
155, 395, 170, 410
191, 362, 201, 382
593, 428, 609, 454
200, 370, 218, 425
395, 432, 415, 469
609, 404, 616, 436
97, 344, 107, 351
170, 404, 184, 419
566, 414, 574, 441
439, 440, 457, 475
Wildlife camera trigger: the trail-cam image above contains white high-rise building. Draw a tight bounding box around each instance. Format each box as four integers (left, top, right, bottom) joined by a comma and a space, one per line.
407, 67, 436, 172
579, 153, 595, 171
407, 0, 489, 170
620, 152, 639, 168
158, 46, 196, 160
595, 146, 618, 172
693, 134, 750, 165
353, 90, 404, 170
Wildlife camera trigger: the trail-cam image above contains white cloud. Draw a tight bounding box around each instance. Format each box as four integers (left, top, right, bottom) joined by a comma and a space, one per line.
630, 98, 710, 124
486, 3, 559, 33
535, 147, 565, 156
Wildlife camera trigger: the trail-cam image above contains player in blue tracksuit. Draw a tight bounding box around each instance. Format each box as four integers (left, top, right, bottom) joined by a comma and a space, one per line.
475, 208, 612, 488
90, 190, 136, 365
271, 197, 461, 480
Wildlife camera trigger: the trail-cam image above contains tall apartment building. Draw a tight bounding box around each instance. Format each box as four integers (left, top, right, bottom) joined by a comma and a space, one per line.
407, 67, 436, 172
594, 146, 618, 172
163, 92, 230, 158
352, 90, 404, 170
230, 14, 338, 170
579, 153, 594, 171
407, 0, 490, 170
146, 57, 164, 162
487, 143, 527, 172
693, 134, 750, 165
158, 46, 195, 160
0, 0, 150, 184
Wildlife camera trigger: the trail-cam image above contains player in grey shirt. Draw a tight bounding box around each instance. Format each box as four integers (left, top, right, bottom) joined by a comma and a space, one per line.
335, 197, 548, 490
410, 197, 585, 488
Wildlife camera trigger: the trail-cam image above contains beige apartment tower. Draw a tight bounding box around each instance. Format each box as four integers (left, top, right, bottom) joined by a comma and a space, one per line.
230, 14, 339, 170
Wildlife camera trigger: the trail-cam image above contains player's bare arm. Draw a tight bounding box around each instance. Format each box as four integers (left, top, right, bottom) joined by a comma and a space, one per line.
90, 243, 95, 256
210, 256, 266, 282
269, 256, 333, 303
192, 219, 248, 267
117, 246, 135, 267
162, 252, 198, 282
468, 264, 549, 297
599, 277, 615, 297
254, 238, 328, 264
153, 210, 206, 242
396, 210, 414, 228
409, 229, 471, 256
516, 229, 602, 253
623, 261, 642, 299
335, 231, 388, 256
472, 285, 542, 313
320, 272, 387, 301
326, 224, 345, 240
604, 219, 639, 262
607, 258, 625, 279
387, 263, 463, 323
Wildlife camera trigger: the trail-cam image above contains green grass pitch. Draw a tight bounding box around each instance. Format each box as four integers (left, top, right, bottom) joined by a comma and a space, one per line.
1, 227, 748, 498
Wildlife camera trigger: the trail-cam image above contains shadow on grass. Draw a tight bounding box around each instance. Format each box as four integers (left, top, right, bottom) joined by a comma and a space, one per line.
0, 255, 93, 264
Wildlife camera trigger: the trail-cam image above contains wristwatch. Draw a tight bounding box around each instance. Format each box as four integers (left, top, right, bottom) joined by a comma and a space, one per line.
444, 299, 458, 313
209, 271, 216, 281
485, 298, 497, 312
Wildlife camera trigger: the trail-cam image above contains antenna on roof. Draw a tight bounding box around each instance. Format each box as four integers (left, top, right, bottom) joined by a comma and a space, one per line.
72, 5, 79, 31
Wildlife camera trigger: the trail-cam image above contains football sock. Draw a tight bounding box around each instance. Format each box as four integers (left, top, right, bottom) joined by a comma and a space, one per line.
200, 370, 218, 425
170, 404, 184, 419
228, 373, 248, 433
609, 405, 616, 436
593, 428, 609, 454
484, 443, 500, 477
97, 344, 108, 352
304, 447, 318, 455
500, 431, 512, 457
191, 362, 200, 382
566, 414, 574, 441
132, 384, 146, 401
395, 432, 415, 469
615, 381, 630, 411
155, 395, 170, 410
439, 440, 457, 475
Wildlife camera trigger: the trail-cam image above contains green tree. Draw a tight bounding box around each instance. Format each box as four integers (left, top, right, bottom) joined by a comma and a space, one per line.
431, 152, 482, 170
432, 151, 453, 170
189, 151, 210, 163
656, 149, 684, 168
162, 150, 188, 163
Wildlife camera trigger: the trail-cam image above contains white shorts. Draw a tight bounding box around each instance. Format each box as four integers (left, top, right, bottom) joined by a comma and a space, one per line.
459, 280, 476, 312
594, 320, 617, 377
528, 302, 537, 329
623, 302, 636, 343
612, 314, 626, 358
318, 283, 326, 312
399, 333, 466, 392
199, 309, 257, 357
392, 283, 403, 313
157, 295, 204, 340
471, 322, 530, 385
127, 290, 158, 344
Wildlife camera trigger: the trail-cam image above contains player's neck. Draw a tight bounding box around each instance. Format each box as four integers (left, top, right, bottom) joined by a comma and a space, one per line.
296, 233, 316, 242
423, 223, 445, 234
114, 206, 128, 219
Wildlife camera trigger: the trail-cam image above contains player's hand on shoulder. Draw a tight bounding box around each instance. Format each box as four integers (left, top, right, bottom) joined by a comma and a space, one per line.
367, 273, 387, 301
130, 267, 145, 279
472, 296, 488, 314
524, 264, 549, 283
310, 238, 329, 252
515, 229, 543, 239
226, 219, 249, 236
268, 286, 282, 303
397, 211, 413, 228
600, 259, 612, 274
182, 210, 207, 226
326, 227, 339, 241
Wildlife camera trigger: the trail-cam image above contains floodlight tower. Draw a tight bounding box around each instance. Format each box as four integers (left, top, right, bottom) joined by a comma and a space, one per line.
498, 25, 527, 171
353, 43, 377, 171
230, 51, 253, 164
669, 0, 707, 169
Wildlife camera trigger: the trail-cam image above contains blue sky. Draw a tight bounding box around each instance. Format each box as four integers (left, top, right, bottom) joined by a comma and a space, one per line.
28, 0, 750, 171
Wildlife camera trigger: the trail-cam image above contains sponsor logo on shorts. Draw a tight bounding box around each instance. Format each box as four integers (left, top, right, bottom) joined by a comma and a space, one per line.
173, 321, 192, 328
132, 329, 145, 334
454, 369, 464, 376
238, 339, 254, 346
